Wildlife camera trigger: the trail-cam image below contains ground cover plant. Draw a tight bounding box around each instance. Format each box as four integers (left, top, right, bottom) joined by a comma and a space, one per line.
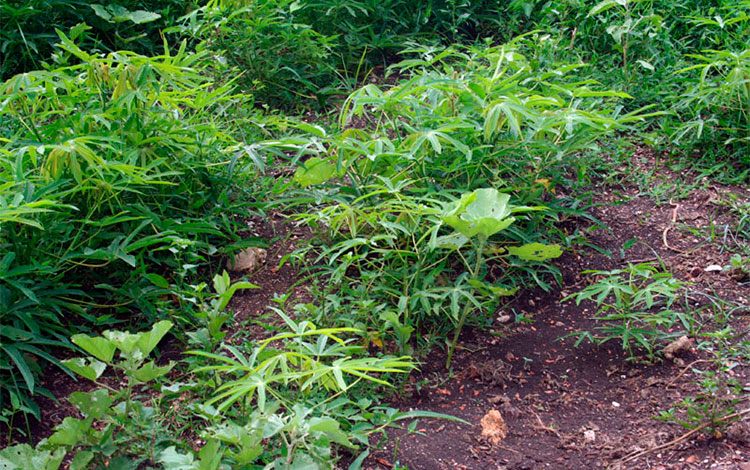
1, 0, 749, 469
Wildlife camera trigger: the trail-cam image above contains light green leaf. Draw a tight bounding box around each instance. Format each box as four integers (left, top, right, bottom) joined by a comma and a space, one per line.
69, 451, 94, 470
307, 417, 352, 447
197, 440, 223, 470
61, 358, 106, 381
0, 444, 65, 470
288, 454, 320, 470
588, 0, 620, 16
125, 10, 161, 24
102, 330, 140, 355
71, 334, 116, 363
135, 320, 173, 357
431, 232, 469, 251
48, 417, 88, 446
68, 389, 113, 419
89, 4, 112, 21
294, 158, 336, 186
507, 243, 563, 261
133, 360, 175, 383
441, 188, 516, 239
158, 447, 197, 470
636, 59, 655, 71
146, 273, 169, 288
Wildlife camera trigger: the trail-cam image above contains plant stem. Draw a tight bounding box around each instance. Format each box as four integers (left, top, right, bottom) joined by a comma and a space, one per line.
446, 235, 487, 369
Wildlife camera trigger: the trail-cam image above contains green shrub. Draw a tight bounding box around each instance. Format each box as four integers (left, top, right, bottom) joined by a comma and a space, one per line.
0, 33, 269, 419
278, 39, 648, 357
0, 0, 194, 79
178, 0, 338, 109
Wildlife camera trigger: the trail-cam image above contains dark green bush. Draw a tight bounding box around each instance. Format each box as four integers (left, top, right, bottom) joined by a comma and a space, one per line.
1, 0, 194, 78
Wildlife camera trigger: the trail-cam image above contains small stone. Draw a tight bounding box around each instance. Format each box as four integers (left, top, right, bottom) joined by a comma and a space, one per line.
662, 335, 691, 360
227, 247, 267, 272
497, 315, 512, 324
583, 430, 596, 443
612, 401, 620, 408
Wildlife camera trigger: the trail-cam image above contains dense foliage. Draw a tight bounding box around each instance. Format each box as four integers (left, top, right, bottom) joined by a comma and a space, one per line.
0, 0, 748, 468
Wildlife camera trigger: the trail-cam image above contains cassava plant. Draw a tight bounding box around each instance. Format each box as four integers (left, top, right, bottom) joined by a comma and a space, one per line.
433, 188, 562, 368
565, 263, 692, 361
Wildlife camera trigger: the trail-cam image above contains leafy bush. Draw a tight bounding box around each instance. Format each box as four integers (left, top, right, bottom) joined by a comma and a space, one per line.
0, 0, 193, 78
276, 40, 647, 357
0, 33, 270, 419
178, 0, 338, 109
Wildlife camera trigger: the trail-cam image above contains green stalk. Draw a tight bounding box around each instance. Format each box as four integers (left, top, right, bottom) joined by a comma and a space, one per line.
446, 235, 487, 369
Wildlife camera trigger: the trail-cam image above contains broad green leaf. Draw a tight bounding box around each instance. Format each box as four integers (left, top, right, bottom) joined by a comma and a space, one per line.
507, 243, 563, 261
158, 447, 197, 470
0, 444, 65, 470
136, 321, 173, 357
637, 59, 655, 71
133, 360, 175, 383
288, 454, 320, 470
61, 358, 106, 381
89, 4, 112, 21
103, 330, 141, 355
68, 389, 113, 419
197, 440, 223, 470
307, 417, 352, 447
294, 158, 336, 186
125, 10, 161, 24
588, 0, 621, 16
146, 273, 169, 288
48, 417, 88, 446
430, 232, 469, 251
69, 451, 94, 470
101, 457, 138, 470
71, 335, 116, 363
441, 188, 515, 239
